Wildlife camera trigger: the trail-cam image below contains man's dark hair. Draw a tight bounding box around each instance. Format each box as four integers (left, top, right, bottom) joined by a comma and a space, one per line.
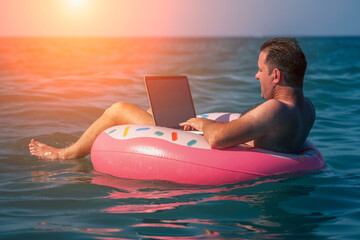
260, 37, 307, 87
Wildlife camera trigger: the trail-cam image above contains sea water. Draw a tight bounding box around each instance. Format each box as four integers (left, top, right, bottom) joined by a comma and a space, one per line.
0, 37, 359, 239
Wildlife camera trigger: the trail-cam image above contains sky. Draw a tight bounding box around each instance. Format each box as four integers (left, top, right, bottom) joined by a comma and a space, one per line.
0, 0, 359, 37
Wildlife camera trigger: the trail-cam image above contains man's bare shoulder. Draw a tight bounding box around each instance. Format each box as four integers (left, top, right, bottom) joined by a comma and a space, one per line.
263, 99, 287, 109
246, 99, 288, 117
243, 99, 299, 131
235, 99, 288, 131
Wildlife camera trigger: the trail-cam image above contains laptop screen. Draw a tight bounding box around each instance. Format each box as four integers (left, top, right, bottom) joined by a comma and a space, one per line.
145, 76, 196, 129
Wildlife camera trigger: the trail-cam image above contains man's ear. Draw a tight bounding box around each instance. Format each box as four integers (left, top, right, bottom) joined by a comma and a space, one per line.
272, 68, 282, 84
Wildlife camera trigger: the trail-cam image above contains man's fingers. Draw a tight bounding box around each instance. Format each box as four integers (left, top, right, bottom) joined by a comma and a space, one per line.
179, 121, 195, 131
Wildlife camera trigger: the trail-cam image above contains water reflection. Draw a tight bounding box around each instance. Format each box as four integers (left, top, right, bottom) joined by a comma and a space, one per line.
27, 158, 334, 239
34, 222, 123, 238
92, 174, 277, 214
91, 173, 334, 239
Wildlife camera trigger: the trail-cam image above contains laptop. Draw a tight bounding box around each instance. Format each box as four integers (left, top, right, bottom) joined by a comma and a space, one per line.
144, 75, 197, 130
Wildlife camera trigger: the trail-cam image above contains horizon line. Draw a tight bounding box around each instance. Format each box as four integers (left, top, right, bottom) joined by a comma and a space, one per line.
0, 34, 359, 39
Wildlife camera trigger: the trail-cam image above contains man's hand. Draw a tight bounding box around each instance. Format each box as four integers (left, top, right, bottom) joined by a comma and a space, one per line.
179, 117, 215, 131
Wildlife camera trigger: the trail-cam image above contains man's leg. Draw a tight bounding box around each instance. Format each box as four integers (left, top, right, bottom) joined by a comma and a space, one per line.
29, 102, 154, 160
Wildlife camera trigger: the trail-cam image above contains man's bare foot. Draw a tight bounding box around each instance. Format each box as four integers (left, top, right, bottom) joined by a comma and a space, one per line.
29, 139, 67, 160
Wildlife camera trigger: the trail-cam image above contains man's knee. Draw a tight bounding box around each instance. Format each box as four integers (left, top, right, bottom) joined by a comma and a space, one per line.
104, 101, 153, 125
105, 101, 131, 117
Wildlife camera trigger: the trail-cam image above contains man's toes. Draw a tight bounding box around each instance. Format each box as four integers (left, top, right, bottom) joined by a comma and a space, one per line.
30, 139, 42, 147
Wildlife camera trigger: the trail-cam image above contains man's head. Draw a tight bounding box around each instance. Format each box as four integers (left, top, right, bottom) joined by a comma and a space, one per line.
259, 37, 307, 88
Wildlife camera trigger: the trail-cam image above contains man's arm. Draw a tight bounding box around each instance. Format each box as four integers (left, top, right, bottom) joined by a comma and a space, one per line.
180, 100, 280, 149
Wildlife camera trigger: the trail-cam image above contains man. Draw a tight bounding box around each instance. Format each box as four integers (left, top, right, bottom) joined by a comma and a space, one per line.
29, 37, 315, 160
181, 37, 315, 153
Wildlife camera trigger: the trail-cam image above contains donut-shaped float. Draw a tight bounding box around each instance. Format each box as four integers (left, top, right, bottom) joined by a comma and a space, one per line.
91, 113, 325, 185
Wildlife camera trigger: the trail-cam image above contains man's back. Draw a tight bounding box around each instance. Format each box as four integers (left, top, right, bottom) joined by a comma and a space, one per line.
249, 97, 315, 153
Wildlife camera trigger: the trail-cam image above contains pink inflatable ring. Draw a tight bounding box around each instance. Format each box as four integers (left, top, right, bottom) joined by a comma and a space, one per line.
91, 113, 325, 185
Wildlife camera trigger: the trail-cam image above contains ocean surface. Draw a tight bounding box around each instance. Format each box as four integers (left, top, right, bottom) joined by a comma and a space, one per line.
0, 37, 359, 239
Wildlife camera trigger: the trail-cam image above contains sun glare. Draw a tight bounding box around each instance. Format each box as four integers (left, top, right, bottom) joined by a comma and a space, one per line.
68, 0, 86, 8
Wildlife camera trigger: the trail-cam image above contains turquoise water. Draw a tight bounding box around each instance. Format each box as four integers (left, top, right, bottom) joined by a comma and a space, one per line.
0, 37, 359, 239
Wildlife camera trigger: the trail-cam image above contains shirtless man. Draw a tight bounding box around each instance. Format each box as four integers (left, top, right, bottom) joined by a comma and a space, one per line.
29, 37, 315, 160
181, 37, 315, 153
